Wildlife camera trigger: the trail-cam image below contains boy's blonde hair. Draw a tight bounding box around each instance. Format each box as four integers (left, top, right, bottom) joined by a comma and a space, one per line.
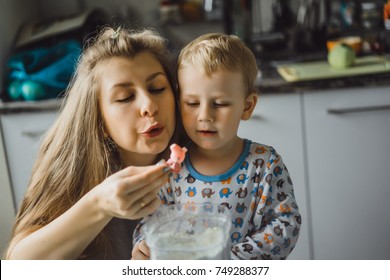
178, 33, 258, 95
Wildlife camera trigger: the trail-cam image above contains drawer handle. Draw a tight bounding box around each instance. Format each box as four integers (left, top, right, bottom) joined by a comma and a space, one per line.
327, 105, 390, 114
21, 130, 46, 138
250, 114, 263, 120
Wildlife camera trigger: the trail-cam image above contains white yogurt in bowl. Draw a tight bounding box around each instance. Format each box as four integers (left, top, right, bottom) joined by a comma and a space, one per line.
142, 203, 232, 260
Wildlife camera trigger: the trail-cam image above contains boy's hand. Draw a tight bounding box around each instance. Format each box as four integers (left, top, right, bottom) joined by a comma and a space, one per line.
131, 240, 151, 260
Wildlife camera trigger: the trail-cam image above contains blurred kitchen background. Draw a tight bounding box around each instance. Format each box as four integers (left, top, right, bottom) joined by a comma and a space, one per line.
1, 0, 390, 260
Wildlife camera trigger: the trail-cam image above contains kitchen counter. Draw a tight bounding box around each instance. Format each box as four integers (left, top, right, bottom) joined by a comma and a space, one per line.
0, 98, 63, 114
1, 69, 390, 113
257, 71, 390, 93
253, 48, 390, 93
255, 51, 390, 93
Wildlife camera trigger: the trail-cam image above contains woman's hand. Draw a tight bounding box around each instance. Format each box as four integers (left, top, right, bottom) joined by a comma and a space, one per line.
6, 162, 170, 260
94, 161, 171, 220
131, 240, 151, 260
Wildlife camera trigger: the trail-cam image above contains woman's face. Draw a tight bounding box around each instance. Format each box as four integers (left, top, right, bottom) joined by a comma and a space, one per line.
98, 53, 176, 166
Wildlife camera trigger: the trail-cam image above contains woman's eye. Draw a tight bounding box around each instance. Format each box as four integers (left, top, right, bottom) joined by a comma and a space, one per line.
116, 95, 134, 103
149, 87, 165, 94
186, 102, 199, 107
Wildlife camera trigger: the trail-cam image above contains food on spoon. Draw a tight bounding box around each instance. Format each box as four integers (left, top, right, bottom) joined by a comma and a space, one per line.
167, 144, 187, 173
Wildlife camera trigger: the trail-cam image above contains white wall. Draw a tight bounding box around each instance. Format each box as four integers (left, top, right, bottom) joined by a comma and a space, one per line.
36, 0, 81, 17
36, 0, 159, 27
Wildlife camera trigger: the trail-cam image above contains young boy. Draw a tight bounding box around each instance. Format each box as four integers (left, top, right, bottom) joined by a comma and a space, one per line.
133, 33, 301, 260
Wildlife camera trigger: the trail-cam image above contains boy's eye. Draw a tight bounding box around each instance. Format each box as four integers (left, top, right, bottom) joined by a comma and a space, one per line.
214, 102, 229, 107
149, 87, 165, 94
186, 101, 199, 107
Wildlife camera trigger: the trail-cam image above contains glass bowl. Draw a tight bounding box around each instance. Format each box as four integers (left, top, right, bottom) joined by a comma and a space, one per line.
142, 203, 232, 260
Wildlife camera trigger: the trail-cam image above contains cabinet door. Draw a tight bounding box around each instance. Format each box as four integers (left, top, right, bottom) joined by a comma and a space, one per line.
0, 125, 14, 254
304, 87, 390, 259
0, 111, 58, 210
238, 93, 311, 260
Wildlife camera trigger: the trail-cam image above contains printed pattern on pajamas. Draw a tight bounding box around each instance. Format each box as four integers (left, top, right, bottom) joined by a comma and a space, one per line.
134, 139, 301, 260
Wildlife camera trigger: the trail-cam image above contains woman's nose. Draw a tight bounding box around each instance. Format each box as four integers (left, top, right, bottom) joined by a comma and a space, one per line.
139, 94, 158, 117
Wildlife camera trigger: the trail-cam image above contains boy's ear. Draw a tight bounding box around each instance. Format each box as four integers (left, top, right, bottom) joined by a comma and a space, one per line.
241, 92, 258, 120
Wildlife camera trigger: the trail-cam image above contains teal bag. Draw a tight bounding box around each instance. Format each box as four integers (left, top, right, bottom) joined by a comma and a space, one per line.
6, 40, 81, 101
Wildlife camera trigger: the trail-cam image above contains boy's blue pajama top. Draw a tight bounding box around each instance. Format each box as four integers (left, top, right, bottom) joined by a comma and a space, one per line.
135, 139, 301, 259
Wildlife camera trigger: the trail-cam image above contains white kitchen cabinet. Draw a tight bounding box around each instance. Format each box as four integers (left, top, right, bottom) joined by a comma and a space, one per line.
0, 125, 15, 256
303, 86, 390, 259
0, 111, 58, 211
238, 92, 311, 260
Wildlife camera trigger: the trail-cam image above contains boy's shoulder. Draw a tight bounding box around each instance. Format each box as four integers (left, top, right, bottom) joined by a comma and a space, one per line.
246, 139, 281, 160
247, 139, 272, 153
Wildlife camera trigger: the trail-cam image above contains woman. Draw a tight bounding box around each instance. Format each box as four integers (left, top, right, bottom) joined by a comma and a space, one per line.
5, 26, 179, 259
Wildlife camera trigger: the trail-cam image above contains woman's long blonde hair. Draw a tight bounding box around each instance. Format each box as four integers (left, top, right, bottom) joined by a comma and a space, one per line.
6, 27, 178, 258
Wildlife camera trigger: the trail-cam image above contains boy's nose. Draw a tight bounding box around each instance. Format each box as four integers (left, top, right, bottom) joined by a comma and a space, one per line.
198, 105, 213, 122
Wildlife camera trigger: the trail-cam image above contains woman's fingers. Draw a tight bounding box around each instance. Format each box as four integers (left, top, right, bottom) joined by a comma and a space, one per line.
97, 162, 170, 220
131, 241, 151, 260
120, 160, 169, 180
124, 173, 168, 205
134, 189, 161, 210
139, 240, 151, 258
118, 164, 171, 195
116, 163, 170, 210
132, 196, 161, 219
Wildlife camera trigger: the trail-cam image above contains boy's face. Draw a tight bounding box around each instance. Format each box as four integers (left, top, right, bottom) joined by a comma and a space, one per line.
178, 65, 256, 152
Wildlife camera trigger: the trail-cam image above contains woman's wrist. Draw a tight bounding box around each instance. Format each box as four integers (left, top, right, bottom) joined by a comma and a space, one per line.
83, 186, 113, 224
